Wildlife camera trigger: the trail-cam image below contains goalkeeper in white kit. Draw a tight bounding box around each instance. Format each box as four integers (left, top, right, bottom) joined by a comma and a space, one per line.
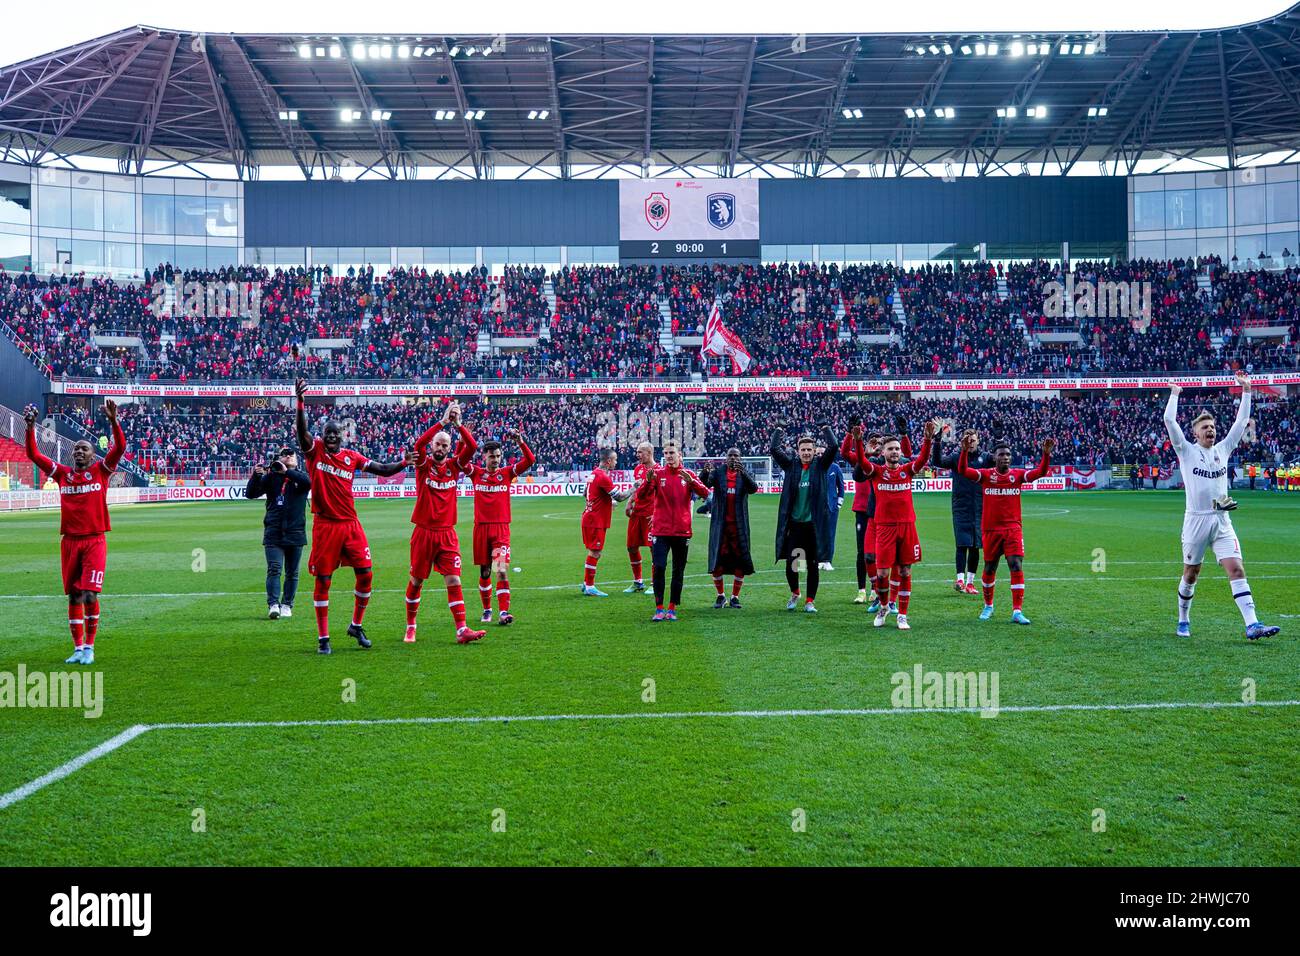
1164, 372, 1280, 640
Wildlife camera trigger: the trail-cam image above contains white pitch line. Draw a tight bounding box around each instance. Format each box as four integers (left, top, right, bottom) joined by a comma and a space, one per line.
4, 700, 1299, 811
0, 724, 149, 810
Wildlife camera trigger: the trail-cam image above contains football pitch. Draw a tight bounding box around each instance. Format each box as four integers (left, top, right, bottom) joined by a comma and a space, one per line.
0, 491, 1297, 866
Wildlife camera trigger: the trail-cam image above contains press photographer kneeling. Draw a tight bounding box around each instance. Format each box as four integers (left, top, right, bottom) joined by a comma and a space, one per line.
246, 447, 310, 619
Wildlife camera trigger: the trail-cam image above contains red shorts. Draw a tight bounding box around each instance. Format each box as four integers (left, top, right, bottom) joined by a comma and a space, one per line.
61, 534, 106, 593
308, 518, 371, 577
410, 526, 462, 579
581, 516, 608, 551
626, 513, 653, 549
982, 525, 1025, 562
473, 522, 511, 567
875, 521, 922, 567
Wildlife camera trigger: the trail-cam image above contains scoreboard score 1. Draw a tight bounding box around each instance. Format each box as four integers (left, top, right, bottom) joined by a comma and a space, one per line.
618, 179, 760, 259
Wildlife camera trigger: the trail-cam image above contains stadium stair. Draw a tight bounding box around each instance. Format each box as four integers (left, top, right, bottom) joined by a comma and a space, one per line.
890, 291, 907, 326
658, 298, 677, 354
836, 291, 850, 341
996, 276, 1009, 301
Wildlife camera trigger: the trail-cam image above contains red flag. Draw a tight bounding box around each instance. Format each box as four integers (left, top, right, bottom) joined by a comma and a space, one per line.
701, 299, 752, 374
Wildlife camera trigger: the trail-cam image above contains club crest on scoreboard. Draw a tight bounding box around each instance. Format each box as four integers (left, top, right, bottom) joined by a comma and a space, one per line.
707, 192, 736, 230
644, 192, 670, 231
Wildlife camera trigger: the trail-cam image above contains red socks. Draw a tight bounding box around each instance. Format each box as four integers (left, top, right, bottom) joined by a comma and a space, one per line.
629, 549, 643, 583
583, 554, 599, 587
1010, 569, 1025, 610
495, 578, 511, 612
865, 558, 878, 584
68, 602, 85, 648
313, 578, 331, 638
897, 572, 912, 614
84, 597, 99, 645
981, 572, 996, 606
888, 575, 900, 606
732, 576, 744, 597
478, 574, 493, 610
405, 580, 422, 626
352, 569, 373, 627
447, 583, 467, 630
875, 570, 890, 604
712, 572, 725, 596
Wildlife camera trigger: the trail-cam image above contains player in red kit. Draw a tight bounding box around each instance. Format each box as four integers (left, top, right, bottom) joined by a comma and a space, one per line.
634, 441, 710, 621
958, 432, 1055, 625
406, 401, 484, 644
623, 441, 657, 593
469, 429, 535, 626
852, 420, 938, 630
296, 379, 412, 655
24, 400, 123, 665
580, 448, 635, 596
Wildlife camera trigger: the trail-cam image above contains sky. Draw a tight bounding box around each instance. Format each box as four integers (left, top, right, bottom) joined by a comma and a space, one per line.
1, 0, 1294, 67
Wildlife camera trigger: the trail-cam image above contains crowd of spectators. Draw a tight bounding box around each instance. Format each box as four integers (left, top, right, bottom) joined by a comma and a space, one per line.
4, 256, 1297, 382
53, 390, 1300, 480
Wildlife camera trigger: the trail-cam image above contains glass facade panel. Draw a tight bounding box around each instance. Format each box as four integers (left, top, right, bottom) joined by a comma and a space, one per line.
37, 186, 71, 229
104, 190, 135, 233
142, 194, 174, 234
0, 233, 30, 271
1196, 188, 1227, 229
1164, 189, 1195, 229
1266, 181, 1298, 223
1133, 192, 1164, 230
0, 182, 32, 226
174, 194, 209, 236
144, 243, 175, 268
1235, 184, 1266, 225
104, 241, 137, 274
206, 195, 239, 238
71, 238, 103, 268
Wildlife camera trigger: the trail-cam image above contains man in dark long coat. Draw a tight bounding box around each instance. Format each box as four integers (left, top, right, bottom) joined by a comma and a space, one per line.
700, 448, 758, 608
771, 424, 840, 613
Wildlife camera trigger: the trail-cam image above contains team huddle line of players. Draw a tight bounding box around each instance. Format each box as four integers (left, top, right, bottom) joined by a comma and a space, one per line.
22, 371, 1279, 661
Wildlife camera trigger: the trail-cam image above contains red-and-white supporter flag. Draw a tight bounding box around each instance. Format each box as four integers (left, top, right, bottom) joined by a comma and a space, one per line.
701, 299, 753, 374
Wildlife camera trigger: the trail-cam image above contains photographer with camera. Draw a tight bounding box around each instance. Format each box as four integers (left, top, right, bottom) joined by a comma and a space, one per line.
246, 447, 311, 620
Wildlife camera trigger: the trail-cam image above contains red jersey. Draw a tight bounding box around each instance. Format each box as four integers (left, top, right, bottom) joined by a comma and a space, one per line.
468, 438, 535, 525
411, 423, 476, 530
26, 421, 124, 536
583, 468, 616, 528
857, 437, 931, 524
958, 447, 1051, 529
630, 460, 657, 516
636, 465, 709, 538
306, 437, 369, 521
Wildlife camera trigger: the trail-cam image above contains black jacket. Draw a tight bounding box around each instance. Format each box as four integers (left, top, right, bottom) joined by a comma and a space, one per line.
246, 468, 311, 547
932, 441, 993, 521
771, 426, 839, 562
700, 464, 757, 575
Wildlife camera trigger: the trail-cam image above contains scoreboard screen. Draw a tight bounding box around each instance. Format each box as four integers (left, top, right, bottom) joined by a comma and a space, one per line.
618, 179, 760, 259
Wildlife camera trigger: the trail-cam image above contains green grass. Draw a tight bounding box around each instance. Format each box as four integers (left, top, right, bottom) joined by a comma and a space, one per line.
0, 491, 1297, 865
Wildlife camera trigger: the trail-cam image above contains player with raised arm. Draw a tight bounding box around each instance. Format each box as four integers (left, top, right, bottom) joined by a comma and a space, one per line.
406, 401, 484, 645
580, 448, 635, 597
623, 441, 657, 593
24, 400, 123, 664
1164, 374, 1280, 640
852, 420, 936, 630
957, 432, 1054, 625
933, 420, 1001, 593
296, 379, 412, 655
840, 415, 913, 611
469, 428, 535, 626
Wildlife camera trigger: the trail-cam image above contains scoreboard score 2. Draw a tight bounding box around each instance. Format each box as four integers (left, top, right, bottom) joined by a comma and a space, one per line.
618, 179, 760, 259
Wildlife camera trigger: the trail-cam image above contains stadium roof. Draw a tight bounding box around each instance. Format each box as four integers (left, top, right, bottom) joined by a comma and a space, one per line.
4, 7, 1300, 180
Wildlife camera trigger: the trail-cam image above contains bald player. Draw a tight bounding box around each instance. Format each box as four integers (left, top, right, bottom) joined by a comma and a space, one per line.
624, 441, 657, 593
